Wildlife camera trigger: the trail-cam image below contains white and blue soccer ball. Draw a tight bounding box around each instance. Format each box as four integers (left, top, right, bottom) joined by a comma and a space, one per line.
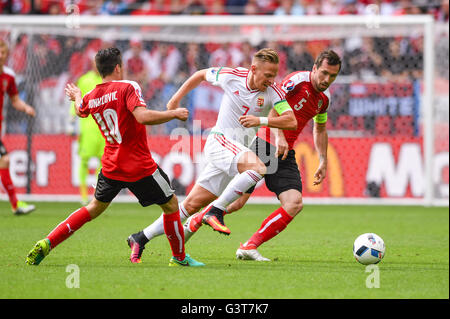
353, 233, 385, 265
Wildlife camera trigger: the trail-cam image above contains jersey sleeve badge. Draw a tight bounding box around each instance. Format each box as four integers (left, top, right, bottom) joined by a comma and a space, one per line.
283, 80, 295, 92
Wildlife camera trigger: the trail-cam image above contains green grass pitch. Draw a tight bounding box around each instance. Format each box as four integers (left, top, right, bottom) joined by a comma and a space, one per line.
0, 201, 448, 299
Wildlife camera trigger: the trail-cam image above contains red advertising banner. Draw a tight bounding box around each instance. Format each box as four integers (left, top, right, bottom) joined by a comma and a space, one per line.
1, 134, 448, 200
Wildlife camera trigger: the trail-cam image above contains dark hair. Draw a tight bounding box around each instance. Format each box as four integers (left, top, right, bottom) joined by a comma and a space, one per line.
95, 47, 122, 78
314, 50, 342, 71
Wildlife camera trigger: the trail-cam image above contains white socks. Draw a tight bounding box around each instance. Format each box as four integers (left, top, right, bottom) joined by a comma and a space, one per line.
213, 170, 263, 211
143, 202, 190, 241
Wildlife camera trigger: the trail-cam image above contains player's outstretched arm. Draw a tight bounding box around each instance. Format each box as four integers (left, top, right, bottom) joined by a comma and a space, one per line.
167, 69, 207, 110
132, 106, 189, 125
10, 94, 35, 117
312, 121, 328, 186
239, 108, 297, 131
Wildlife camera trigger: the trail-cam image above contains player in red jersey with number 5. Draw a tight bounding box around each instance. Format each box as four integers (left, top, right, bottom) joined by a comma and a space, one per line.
26, 48, 204, 267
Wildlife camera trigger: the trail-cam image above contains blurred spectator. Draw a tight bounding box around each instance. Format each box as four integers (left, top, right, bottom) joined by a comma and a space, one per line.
230, 41, 255, 68
381, 38, 410, 82
394, 0, 422, 15
170, 0, 188, 14
208, 42, 232, 66
226, 0, 248, 14
28, 0, 63, 14
100, 0, 133, 15
153, 42, 182, 83
207, 0, 229, 14
30, 34, 64, 79
48, 1, 64, 14
320, 0, 342, 15
338, 0, 362, 15
243, 0, 261, 14
273, 0, 305, 15
436, 0, 449, 22
9, 34, 28, 75
346, 37, 383, 79
180, 42, 207, 76
122, 35, 151, 88
257, 0, 278, 13
146, 42, 182, 100
286, 41, 314, 73
304, 0, 321, 15
369, 0, 395, 16
131, 0, 171, 14
78, 0, 103, 15
407, 36, 423, 80
184, 0, 207, 14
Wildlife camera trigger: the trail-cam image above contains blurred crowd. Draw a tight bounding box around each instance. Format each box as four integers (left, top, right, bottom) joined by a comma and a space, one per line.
0, 0, 448, 137
3, 30, 438, 136
0, 0, 448, 21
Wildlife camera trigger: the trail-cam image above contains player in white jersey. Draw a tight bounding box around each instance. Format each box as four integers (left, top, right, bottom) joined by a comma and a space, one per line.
126, 48, 297, 263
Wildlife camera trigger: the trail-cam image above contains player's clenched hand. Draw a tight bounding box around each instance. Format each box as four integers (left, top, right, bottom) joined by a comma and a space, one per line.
313, 162, 327, 186
65, 83, 81, 101
173, 108, 189, 121
239, 115, 260, 128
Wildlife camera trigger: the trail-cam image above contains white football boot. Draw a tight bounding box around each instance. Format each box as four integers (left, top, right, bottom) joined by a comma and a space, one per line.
236, 244, 270, 261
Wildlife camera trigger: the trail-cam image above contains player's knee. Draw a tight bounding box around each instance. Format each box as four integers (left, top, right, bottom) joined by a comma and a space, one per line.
85, 199, 108, 219
284, 198, 303, 217
182, 198, 203, 215
247, 161, 266, 176
160, 195, 179, 214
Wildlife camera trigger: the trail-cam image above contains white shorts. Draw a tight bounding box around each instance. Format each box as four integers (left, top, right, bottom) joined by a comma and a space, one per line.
196, 132, 250, 196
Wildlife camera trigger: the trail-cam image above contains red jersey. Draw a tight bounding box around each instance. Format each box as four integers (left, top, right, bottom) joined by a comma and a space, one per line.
79, 80, 157, 182
257, 71, 331, 149
0, 66, 19, 132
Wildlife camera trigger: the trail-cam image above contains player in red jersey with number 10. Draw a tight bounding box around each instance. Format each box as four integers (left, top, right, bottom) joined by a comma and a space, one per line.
26, 48, 204, 267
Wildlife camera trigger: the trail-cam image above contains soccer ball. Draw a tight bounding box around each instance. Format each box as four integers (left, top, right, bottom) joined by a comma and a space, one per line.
353, 233, 385, 265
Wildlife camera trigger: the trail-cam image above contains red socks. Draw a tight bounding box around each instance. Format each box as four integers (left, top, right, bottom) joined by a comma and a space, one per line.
243, 206, 293, 249
46, 207, 92, 249
163, 211, 186, 261
44, 206, 186, 262
0, 168, 18, 210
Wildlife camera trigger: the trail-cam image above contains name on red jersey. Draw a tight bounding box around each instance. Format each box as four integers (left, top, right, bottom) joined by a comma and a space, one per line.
88, 91, 118, 109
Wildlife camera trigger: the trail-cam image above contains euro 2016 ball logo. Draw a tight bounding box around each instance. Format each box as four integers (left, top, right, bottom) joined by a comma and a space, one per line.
284, 80, 295, 91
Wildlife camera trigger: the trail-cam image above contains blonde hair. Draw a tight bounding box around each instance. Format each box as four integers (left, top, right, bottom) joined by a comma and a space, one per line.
253, 48, 279, 64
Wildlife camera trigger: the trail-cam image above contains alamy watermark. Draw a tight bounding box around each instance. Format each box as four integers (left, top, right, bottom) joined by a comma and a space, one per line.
66, 264, 80, 288
365, 265, 380, 288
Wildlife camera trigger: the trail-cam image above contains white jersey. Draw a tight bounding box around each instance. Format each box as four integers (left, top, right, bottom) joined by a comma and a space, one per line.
205, 67, 288, 147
